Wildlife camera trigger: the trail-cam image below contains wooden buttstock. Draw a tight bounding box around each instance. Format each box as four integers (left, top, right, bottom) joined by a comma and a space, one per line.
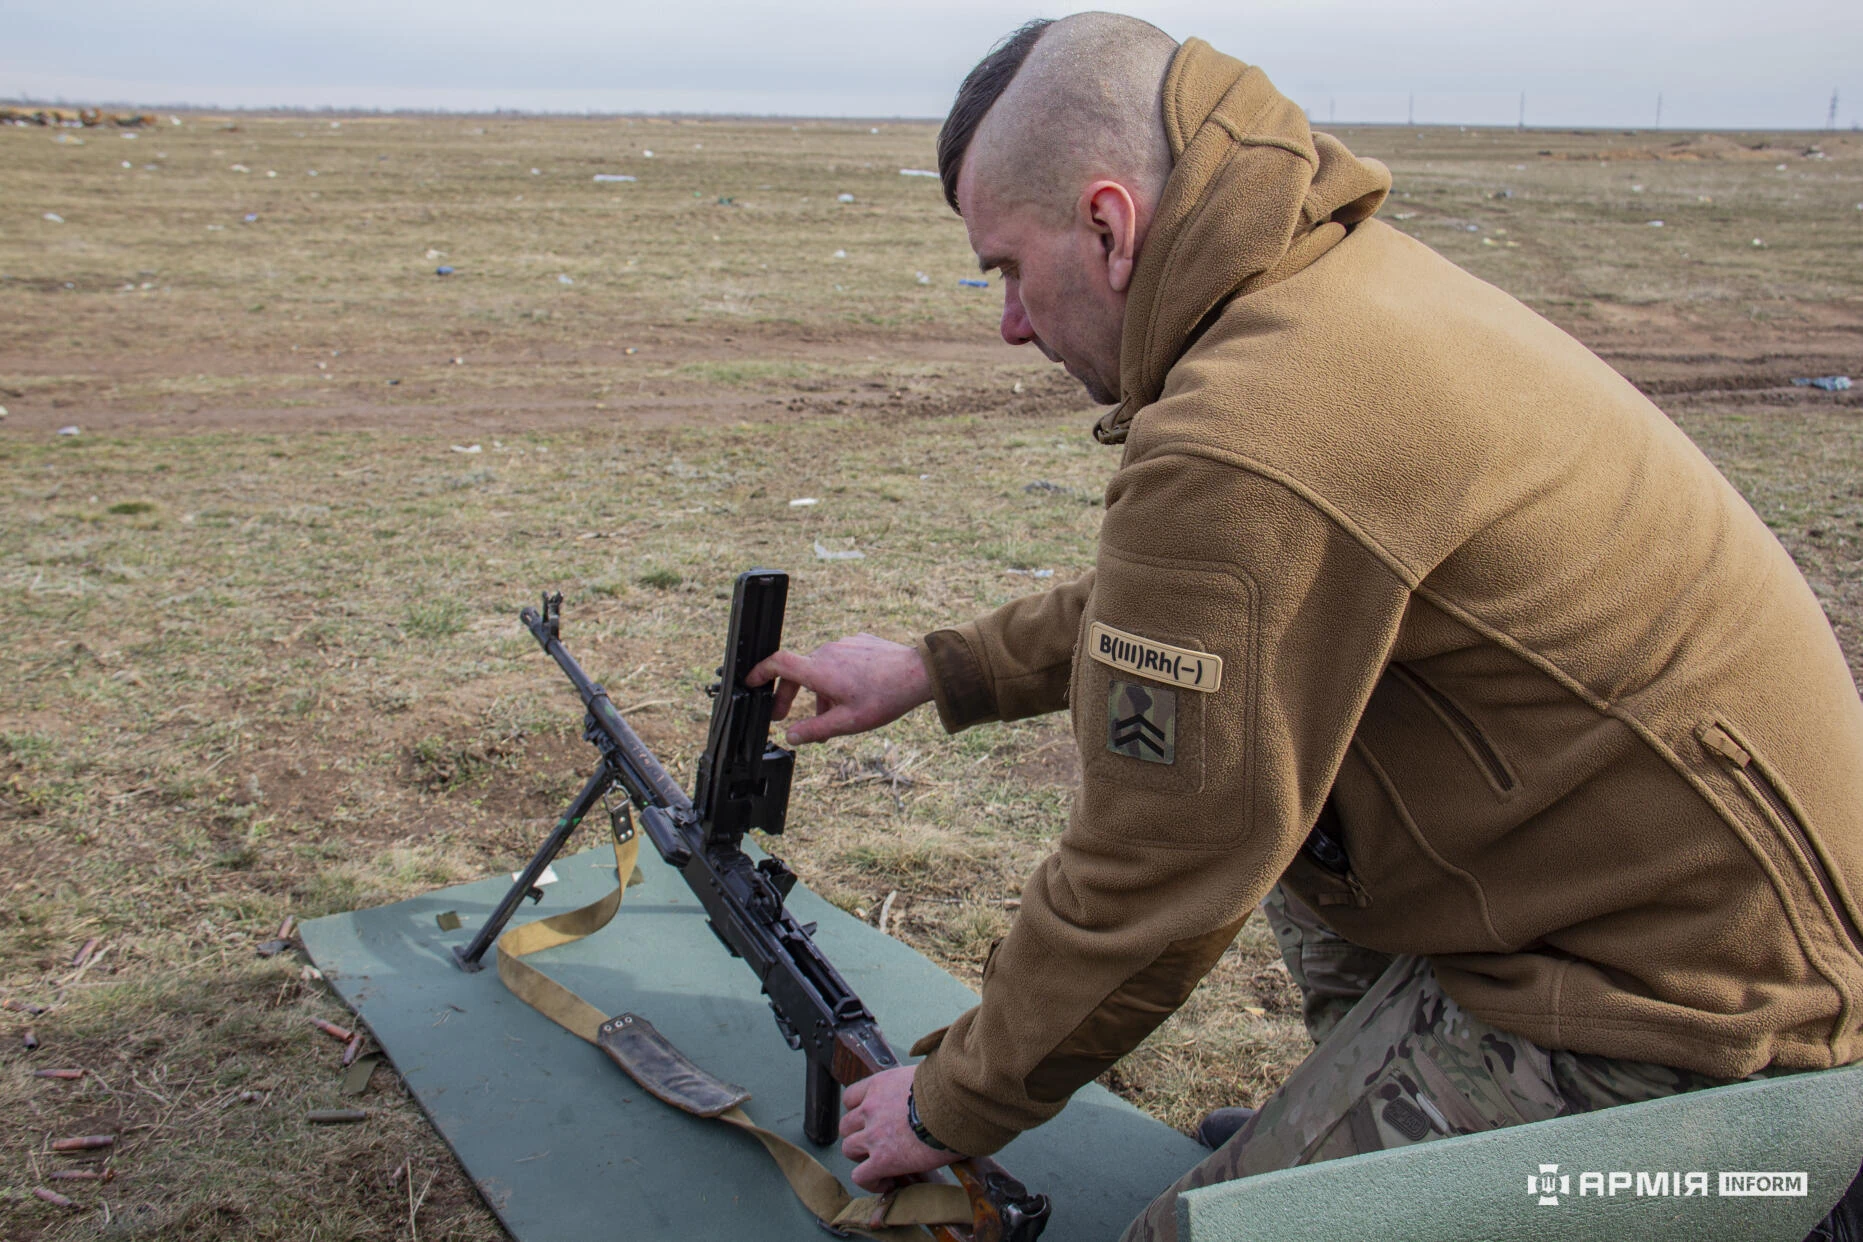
829, 1032, 1051, 1241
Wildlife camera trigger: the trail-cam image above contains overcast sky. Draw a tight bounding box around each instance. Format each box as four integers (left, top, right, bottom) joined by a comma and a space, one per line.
7, 1, 1859, 130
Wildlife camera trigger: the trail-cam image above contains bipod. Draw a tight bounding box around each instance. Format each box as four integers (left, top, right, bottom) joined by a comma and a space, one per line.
452, 764, 622, 972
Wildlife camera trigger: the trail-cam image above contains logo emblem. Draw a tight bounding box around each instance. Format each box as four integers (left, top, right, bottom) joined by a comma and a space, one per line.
1108, 680, 1176, 764
1531, 1164, 1570, 1206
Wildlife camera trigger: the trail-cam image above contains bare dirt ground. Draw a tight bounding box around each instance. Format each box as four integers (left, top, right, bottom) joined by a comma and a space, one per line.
1, 112, 1858, 1240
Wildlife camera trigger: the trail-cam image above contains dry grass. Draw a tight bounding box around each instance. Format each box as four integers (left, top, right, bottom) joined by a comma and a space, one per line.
2, 110, 1859, 1239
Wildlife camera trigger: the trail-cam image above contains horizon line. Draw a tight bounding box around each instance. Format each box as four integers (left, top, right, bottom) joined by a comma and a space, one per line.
5, 98, 1856, 135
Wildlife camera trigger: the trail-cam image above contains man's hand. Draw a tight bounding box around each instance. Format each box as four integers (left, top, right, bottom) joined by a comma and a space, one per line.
747, 634, 933, 745
838, 1065, 955, 1192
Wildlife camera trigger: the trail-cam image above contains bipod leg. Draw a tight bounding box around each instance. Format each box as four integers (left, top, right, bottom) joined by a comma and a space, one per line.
453, 765, 616, 972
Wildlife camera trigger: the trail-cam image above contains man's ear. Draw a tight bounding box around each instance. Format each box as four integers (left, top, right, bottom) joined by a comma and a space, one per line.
1081, 180, 1139, 294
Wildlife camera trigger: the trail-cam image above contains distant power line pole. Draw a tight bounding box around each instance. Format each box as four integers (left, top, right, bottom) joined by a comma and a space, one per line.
1655, 92, 1663, 130
1831, 89, 1841, 131
1518, 92, 1526, 131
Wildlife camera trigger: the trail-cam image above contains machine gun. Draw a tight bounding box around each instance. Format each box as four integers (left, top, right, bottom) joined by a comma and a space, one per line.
453, 570, 1050, 1242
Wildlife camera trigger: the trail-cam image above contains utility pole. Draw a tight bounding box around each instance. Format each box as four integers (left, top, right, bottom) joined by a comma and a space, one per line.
1655, 92, 1663, 130
1830, 89, 1840, 132
1518, 92, 1526, 131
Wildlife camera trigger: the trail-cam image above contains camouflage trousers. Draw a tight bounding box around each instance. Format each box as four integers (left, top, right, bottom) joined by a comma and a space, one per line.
1120, 883, 1738, 1242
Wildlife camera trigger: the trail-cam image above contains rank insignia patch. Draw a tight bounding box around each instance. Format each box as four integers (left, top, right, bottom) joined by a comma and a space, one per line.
1108, 679, 1176, 764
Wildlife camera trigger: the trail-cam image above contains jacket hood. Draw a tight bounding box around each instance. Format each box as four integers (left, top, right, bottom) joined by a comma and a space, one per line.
1099, 39, 1391, 441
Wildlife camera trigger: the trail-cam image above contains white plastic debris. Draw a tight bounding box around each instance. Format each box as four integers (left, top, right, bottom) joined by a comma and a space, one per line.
1006, 568, 1055, 579
899, 168, 937, 177
642, 149, 653, 158
531, 168, 540, 175
915, 272, 930, 285
0, 405, 8, 419
450, 444, 482, 454
43, 212, 64, 223
1792, 376, 1852, 392
557, 273, 574, 285
593, 173, 636, 183
1752, 238, 1766, 248
1647, 220, 1664, 227
57, 425, 80, 436
837, 193, 855, 203
230, 163, 249, 172
832, 249, 847, 259
813, 541, 865, 561
788, 497, 820, 507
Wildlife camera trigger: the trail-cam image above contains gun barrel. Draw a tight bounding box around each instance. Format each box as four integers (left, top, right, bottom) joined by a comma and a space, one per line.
522, 605, 691, 812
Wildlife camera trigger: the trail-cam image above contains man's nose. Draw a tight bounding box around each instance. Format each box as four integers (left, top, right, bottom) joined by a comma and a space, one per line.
1000, 280, 1034, 347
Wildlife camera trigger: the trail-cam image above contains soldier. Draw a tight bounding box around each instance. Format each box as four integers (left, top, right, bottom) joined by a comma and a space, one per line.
749, 12, 1863, 1238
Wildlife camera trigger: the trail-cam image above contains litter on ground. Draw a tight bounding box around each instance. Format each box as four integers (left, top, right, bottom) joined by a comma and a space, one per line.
57, 425, 80, 436
788, 498, 819, 507
593, 174, 636, 183
435, 265, 455, 276
813, 540, 865, 561
837, 193, 855, 203
450, 444, 482, 454
900, 168, 937, 177
1792, 376, 1852, 392
959, 278, 989, 288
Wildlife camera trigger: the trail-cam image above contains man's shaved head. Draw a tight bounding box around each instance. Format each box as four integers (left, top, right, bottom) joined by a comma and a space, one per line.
938, 12, 1179, 222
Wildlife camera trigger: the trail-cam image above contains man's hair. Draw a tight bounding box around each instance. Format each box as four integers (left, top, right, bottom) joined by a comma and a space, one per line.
936, 19, 1053, 213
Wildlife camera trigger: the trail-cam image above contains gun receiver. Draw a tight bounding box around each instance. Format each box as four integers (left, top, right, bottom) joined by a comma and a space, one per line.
455, 571, 1050, 1242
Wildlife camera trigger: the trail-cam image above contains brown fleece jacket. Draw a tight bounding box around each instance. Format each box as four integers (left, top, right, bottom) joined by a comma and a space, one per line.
908, 38, 1863, 1158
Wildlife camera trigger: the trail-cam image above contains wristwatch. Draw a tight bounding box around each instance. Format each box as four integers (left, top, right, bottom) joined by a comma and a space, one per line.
906, 1086, 953, 1152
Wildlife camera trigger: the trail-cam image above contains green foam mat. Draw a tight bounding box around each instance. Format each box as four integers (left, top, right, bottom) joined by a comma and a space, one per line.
1179, 1064, 1863, 1242
301, 844, 1205, 1241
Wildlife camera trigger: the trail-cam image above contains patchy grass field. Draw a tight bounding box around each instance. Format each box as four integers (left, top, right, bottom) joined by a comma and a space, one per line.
1, 111, 1859, 1240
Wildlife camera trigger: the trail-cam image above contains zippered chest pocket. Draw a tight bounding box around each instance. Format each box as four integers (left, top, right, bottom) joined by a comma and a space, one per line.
1699, 718, 1863, 955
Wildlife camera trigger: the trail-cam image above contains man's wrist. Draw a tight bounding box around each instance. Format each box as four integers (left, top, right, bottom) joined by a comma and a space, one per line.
906, 1085, 954, 1152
